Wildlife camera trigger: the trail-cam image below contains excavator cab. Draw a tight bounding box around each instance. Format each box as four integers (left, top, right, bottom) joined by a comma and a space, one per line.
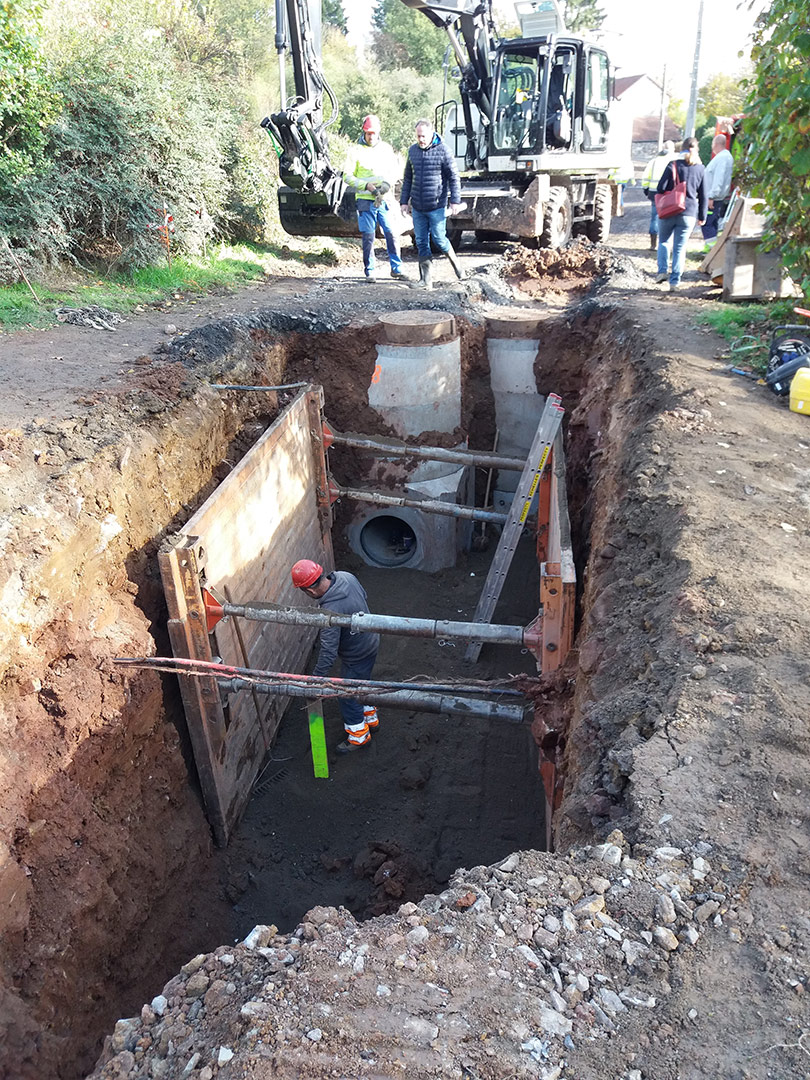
490, 38, 607, 160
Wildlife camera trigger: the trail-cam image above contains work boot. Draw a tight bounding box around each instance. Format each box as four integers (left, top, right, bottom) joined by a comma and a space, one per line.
335, 738, 370, 754
649, 233, 658, 250
416, 258, 433, 289
445, 246, 466, 280
390, 268, 410, 283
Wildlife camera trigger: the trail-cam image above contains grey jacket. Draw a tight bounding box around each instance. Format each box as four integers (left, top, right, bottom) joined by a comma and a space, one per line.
312, 571, 380, 676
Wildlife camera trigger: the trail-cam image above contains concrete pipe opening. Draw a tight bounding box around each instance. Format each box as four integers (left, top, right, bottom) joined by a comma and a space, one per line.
359, 513, 418, 567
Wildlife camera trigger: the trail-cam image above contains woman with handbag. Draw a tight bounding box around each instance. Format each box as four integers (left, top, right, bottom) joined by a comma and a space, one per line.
654, 137, 707, 292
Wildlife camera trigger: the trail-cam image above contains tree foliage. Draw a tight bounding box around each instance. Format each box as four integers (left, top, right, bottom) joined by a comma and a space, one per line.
697, 72, 748, 122
0, 0, 279, 273
742, 0, 810, 294
322, 27, 443, 152
371, 0, 448, 77
322, 0, 348, 35
563, 0, 606, 33
0, 0, 59, 170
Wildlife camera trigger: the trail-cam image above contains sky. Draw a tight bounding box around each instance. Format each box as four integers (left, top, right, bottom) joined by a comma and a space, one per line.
342, 0, 766, 101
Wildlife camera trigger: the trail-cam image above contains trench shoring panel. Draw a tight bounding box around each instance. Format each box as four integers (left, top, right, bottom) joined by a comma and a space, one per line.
159, 388, 333, 844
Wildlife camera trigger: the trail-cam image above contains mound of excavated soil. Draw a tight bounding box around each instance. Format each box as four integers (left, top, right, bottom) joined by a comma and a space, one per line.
501, 238, 621, 298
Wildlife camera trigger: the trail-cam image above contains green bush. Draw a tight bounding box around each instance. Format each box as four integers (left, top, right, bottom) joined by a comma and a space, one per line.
2, 1, 281, 274
743, 0, 810, 295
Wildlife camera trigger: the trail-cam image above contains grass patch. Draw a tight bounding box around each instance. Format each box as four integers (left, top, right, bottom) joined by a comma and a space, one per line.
695, 299, 805, 372
0, 240, 342, 332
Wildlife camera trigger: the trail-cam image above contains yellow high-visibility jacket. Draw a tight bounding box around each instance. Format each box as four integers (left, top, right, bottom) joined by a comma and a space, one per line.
642, 151, 676, 193
342, 137, 401, 202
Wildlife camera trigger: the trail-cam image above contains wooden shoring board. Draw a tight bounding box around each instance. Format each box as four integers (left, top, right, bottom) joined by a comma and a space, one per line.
159, 542, 229, 846
540, 432, 576, 674
159, 387, 332, 844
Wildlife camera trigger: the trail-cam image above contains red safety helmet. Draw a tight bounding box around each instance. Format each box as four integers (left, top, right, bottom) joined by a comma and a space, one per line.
291, 559, 324, 589
361, 114, 381, 133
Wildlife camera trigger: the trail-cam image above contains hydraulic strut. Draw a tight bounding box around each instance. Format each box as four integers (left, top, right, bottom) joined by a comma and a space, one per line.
202, 590, 543, 660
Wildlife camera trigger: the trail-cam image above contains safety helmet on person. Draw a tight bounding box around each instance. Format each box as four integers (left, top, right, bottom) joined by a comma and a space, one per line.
291, 559, 324, 589
362, 114, 381, 133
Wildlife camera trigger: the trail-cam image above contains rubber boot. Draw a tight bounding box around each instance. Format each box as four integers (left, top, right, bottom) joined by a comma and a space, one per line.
445, 246, 465, 280
417, 258, 433, 289
649, 233, 657, 250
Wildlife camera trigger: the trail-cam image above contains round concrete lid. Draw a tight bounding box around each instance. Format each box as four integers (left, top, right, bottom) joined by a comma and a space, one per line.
485, 311, 542, 338
378, 310, 456, 344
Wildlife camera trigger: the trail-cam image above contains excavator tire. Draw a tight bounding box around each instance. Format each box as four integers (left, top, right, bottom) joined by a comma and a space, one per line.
539, 186, 573, 249
446, 225, 463, 251
585, 184, 611, 244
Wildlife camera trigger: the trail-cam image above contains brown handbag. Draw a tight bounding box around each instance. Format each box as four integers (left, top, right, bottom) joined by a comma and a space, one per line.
655, 162, 687, 218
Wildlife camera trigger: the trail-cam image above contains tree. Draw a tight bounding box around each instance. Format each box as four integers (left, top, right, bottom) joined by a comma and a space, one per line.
742, 0, 810, 294
370, 0, 448, 76
697, 72, 748, 121
563, 0, 606, 33
0, 0, 57, 169
323, 0, 348, 35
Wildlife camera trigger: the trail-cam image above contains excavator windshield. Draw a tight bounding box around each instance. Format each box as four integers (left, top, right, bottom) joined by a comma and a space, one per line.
493, 55, 539, 151
492, 43, 577, 155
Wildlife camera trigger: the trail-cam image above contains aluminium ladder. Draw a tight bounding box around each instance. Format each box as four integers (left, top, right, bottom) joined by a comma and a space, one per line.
464, 393, 564, 663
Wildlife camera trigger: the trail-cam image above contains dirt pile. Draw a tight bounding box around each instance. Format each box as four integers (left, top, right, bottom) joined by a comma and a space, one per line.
501, 239, 621, 298
87, 836, 738, 1080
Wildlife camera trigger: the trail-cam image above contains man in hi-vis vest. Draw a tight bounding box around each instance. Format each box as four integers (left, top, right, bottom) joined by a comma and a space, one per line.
343, 114, 409, 282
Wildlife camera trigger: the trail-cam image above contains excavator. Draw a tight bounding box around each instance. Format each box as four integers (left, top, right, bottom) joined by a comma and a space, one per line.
262, 0, 625, 248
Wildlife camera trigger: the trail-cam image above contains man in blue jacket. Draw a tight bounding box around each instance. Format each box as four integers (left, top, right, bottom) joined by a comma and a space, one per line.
400, 119, 465, 288
291, 560, 380, 752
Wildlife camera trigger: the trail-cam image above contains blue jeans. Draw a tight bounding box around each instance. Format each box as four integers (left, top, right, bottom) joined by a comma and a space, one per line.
356, 200, 402, 275
657, 213, 697, 287
412, 206, 451, 259
338, 651, 377, 732
648, 199, 658, 235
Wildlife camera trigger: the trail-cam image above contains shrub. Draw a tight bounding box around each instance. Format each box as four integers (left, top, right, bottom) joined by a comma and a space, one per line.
743, 0, 810, 294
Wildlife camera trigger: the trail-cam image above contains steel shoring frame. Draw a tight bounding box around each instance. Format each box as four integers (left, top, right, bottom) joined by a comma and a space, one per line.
220, 678, 526, 723
323, 425, 527, 472
114, 657, 528, 723
330, 483, 508, 524
201, 594, 542, 655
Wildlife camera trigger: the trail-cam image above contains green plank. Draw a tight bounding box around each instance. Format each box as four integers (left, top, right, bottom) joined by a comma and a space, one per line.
307, 700, 329, 779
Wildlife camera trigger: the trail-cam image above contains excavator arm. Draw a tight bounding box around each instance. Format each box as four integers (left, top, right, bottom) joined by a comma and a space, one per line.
401, 0, 497, 168
261, 0, 351, 232
262, 0, 500, 234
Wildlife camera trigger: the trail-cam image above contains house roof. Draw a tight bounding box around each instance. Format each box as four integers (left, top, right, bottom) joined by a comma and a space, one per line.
614, 74, 646, 97
632, 114, 682, 142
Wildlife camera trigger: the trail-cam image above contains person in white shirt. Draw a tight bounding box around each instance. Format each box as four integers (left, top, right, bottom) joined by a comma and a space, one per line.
701, 134, 734, 240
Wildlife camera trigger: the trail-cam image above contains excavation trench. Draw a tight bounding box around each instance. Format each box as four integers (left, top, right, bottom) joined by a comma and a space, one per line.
3, 295, 644, 1080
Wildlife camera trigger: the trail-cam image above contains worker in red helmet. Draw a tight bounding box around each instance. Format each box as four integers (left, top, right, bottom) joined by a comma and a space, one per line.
342, 114, 410, 283
290, 560, 380, 753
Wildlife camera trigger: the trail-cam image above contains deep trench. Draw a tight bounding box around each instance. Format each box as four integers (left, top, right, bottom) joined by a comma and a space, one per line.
19, 301, 623, 1080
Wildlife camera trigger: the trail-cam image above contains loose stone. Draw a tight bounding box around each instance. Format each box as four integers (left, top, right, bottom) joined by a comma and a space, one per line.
653, 926, 679, 951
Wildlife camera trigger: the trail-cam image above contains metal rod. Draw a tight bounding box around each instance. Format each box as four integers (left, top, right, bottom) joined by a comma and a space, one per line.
219, 678, 527, 723
115, 656, 524, 696
210, 382, 310, 391
220, 601, 529, 647
328, 431, 526, 472
335, 484, 507, 524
